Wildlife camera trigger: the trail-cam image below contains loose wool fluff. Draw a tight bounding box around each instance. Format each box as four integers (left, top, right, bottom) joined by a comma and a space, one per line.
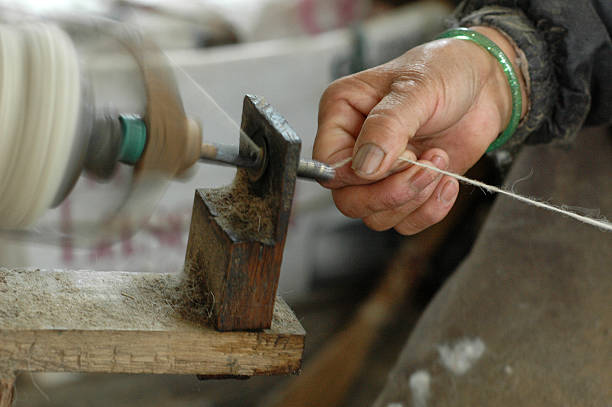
409, 370, 431, 407
437, 337, 486, 375
332, 156, 612, 232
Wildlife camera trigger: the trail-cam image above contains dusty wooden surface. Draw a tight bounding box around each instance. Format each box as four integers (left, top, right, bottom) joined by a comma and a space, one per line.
0, 268, 304, 377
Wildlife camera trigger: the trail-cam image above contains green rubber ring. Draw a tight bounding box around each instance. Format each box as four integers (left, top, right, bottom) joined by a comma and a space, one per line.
436, 28, 522, 152
118, 114, 147, 165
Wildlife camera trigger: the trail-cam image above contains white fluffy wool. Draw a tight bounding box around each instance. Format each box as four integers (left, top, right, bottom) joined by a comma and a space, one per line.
409, 370, 431, 407
0, 23, 80, 228
437, 337, 486, 375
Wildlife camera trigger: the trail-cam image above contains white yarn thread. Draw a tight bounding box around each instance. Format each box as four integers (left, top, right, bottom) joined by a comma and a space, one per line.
330, 156, 354, 169
333, 155, 612, 232
0, 23, 80, 228
398, 157, 612, 232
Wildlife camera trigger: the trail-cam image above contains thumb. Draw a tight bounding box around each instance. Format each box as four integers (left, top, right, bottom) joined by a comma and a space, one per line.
351, 77, 437, 179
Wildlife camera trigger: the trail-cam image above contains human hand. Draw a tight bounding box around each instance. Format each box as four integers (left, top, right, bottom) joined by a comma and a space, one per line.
314, 26, 527, 235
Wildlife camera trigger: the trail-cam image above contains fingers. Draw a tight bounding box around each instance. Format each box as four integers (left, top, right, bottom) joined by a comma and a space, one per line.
331, 147, 459, 235
313, 75, 385, 188
360, 175, 458, 234
393, 176, 459, 235
314, 73, 438, 188
361, 170, 443, 231
312, 39, 498, 235
351, 74, 439, 180
332, 149, 449, 219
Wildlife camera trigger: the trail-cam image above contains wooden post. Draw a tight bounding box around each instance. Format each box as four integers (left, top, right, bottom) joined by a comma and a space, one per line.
185, 95, 300, 331
0, 376, 15, 407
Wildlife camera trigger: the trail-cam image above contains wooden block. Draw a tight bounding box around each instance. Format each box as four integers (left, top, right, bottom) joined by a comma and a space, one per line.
0, 268, 304, 377
185, 95, 300, 331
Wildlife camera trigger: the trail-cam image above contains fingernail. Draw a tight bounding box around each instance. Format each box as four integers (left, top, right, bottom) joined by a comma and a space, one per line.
439, 180, 458, 205
431, 155, 447, 170
352, 144, 385, 175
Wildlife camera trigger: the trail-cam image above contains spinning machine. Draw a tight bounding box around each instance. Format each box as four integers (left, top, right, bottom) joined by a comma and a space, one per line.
0, 20, 331, 405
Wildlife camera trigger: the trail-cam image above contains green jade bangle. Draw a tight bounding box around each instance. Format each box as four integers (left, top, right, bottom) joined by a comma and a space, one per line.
437, 28, 522, 152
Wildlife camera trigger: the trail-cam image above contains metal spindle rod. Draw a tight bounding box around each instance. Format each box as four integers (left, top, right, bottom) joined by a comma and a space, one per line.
297, 158, 336, 181
200, 142, 335, 182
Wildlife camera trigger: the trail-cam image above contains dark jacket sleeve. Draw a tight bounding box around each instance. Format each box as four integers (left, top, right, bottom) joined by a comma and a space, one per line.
452, 0, 612, 149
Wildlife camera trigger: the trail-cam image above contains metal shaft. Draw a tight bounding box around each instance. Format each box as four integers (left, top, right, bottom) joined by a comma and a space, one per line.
200, 142, 335, 182
297, 158, 336, 181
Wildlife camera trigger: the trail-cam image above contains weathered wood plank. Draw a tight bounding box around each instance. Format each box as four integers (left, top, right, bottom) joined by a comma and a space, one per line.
0, 269, 304, 376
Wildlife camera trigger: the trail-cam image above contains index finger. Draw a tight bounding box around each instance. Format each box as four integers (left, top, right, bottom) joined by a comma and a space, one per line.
313, 75, 384, 188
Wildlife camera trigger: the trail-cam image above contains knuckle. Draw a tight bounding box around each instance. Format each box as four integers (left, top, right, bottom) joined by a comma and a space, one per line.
390, 73, 428, 95
320, 78, 347, 104
363, 215, 392, 232
368, 93, 420, 137
394, 219, 420, 236
378, 187, 414, 212
333, 193, 361, 219
394, 202, 447, 236
364, 111, 405, 139
387, 71, 439, 122
415, 180, 437, 201
323, 74, 370, 99
335, 201, 361, 219
337, 204, 360, 219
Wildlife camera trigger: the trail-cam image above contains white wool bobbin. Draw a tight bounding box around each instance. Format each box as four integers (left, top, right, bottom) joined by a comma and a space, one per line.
0, 23, 81, 229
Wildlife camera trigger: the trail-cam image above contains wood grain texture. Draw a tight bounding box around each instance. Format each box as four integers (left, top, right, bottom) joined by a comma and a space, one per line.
0, 378, 14, 407
185, 95, 300, 331
0, 269, 304, 377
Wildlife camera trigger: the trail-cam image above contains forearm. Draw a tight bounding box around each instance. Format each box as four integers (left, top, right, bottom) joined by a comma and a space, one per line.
453, 0, 612, 147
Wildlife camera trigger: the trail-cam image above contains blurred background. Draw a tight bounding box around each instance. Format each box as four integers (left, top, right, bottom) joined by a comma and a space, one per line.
0, 1, 496, 406
0, 0, 452, 305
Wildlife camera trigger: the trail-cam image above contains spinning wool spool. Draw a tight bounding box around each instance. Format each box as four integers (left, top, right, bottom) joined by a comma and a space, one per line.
0, 20, 202, 243
0, 23, 81, 229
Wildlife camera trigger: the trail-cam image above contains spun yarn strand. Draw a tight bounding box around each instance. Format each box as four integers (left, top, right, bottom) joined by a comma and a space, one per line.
332, 156, 612, 232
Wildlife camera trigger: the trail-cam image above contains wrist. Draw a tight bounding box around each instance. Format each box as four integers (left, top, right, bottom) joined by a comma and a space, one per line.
471, 26, 528, 134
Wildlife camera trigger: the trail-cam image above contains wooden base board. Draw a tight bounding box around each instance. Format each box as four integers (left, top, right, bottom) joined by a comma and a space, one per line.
0, 269, 304, 377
